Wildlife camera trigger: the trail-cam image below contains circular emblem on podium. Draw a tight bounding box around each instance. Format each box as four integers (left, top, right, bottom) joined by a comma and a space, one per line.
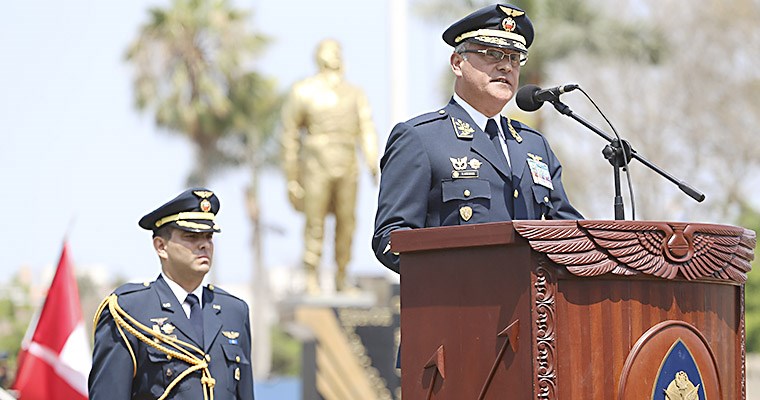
617, 320, 720, 400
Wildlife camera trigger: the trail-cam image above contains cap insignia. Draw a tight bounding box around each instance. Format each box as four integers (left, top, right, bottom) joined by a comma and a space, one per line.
193, 190, 214, 199
502, 17, 516, 32
452, 117, 475, 139
200, 199, 212, 212
499, 6, 525, 18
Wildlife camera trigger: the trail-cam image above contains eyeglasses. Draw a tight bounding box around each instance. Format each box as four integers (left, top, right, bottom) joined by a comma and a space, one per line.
458, 48, 527, 66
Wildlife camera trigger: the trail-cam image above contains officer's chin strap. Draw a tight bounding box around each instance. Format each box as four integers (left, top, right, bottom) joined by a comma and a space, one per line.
94, 294, 216, 400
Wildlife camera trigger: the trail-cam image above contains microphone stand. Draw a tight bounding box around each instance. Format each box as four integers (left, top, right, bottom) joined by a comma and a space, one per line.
549, 100, 705, 220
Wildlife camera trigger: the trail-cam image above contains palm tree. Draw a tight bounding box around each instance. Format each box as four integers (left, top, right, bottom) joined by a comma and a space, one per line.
126, 1, 281, 377
125, 0, 270, 186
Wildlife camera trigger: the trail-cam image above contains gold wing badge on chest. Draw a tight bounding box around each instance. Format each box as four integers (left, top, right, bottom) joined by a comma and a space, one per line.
450, 156, 482, 179
222, 330, 240, 344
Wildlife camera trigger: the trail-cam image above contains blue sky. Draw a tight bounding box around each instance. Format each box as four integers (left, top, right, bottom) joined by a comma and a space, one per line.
1, 1, 453, 285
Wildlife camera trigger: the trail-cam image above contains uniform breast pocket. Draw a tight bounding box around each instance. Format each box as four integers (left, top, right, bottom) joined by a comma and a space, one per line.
530, 184, 554, 219
222, 344, 250, 394
441, 179, 491, 224
146, 346, 192, 396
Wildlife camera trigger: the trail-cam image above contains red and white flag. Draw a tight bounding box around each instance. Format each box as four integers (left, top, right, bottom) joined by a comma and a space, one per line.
12, 242, 91, 400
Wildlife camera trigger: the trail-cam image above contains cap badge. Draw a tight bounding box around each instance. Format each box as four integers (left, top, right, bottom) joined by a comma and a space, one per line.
193, 190, 214, 199
499, 6, 525, 18
200, 199, 212, 212
452, 117, 475, 139
460, 206, 473, 221
502, 17, 516, 32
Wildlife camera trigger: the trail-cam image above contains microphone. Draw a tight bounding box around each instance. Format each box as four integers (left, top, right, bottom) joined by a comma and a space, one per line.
516, 84, 579, 112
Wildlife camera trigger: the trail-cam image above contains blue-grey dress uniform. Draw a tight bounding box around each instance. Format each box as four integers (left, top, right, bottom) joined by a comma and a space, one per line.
88, 275, 254, 400
373, 99, 583, 272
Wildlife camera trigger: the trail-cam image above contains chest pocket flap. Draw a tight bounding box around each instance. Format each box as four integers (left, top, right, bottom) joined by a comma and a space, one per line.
442, 179, 491, 202
222, 344, 250, 365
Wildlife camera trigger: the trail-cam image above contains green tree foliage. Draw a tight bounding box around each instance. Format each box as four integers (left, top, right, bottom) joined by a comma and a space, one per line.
270, 325, 301, 377
0, 274, 34, 387
125, 0, 275, 186
739, 205, 760, 351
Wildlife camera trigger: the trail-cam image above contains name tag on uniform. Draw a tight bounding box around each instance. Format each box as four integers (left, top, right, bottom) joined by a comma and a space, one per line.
527, 158, 554, 189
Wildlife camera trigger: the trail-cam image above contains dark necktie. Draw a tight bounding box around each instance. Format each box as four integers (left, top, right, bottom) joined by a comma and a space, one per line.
486, 118, 507, 165
185, 293, 204, 346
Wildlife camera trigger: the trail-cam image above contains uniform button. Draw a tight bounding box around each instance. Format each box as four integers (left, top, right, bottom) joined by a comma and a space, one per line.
166, 368, 173, 377
438, 109, 445, 114
235, 356, 241, 363
543, 196, 549, 203
143, 282, 150, 287
205, 354, 211, 362
463, 189, 471, 197
514, 189, 519, 198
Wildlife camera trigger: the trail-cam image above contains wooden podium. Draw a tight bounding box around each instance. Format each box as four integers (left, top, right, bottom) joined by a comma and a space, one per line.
392, 220, 755, 399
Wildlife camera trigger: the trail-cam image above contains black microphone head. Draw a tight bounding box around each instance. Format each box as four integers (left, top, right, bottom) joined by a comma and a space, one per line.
516, 84, 542, 112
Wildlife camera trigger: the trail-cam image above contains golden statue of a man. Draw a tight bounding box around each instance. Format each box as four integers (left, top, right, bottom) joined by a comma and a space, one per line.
281, 39, 379, 294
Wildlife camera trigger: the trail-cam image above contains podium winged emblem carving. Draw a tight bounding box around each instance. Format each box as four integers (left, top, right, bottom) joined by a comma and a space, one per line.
512, 221, 755, 283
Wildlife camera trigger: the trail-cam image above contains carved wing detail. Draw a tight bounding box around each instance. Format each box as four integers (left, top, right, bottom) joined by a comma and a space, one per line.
513, 221, 755, 283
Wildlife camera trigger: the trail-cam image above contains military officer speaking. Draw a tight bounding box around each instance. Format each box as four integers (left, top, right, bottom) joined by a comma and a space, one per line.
89, 189, 254, 400
373, 3, 584, 272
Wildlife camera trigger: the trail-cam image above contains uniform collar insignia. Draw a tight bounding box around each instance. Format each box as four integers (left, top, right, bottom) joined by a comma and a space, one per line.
162, 302, 172, 308
505, 117, 522, 143
212, 304, 221, 311
222, 331, 240, 339
451, 117, 475, 139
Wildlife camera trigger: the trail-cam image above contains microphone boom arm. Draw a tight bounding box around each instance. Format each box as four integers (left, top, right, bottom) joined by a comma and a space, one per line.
550, 100, 705, 203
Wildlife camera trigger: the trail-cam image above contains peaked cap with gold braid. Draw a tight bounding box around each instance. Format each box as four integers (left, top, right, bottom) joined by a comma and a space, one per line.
139, 188, 221, 233
442, 3, 534, 55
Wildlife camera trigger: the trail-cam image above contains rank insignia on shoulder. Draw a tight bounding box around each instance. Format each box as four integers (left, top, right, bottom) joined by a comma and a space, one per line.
222, 331, 240, 340
451, 117, 475, 139
161, 323, 176, 335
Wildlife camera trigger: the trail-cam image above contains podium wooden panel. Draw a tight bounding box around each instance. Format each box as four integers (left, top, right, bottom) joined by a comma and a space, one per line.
392, 220, 755, 399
